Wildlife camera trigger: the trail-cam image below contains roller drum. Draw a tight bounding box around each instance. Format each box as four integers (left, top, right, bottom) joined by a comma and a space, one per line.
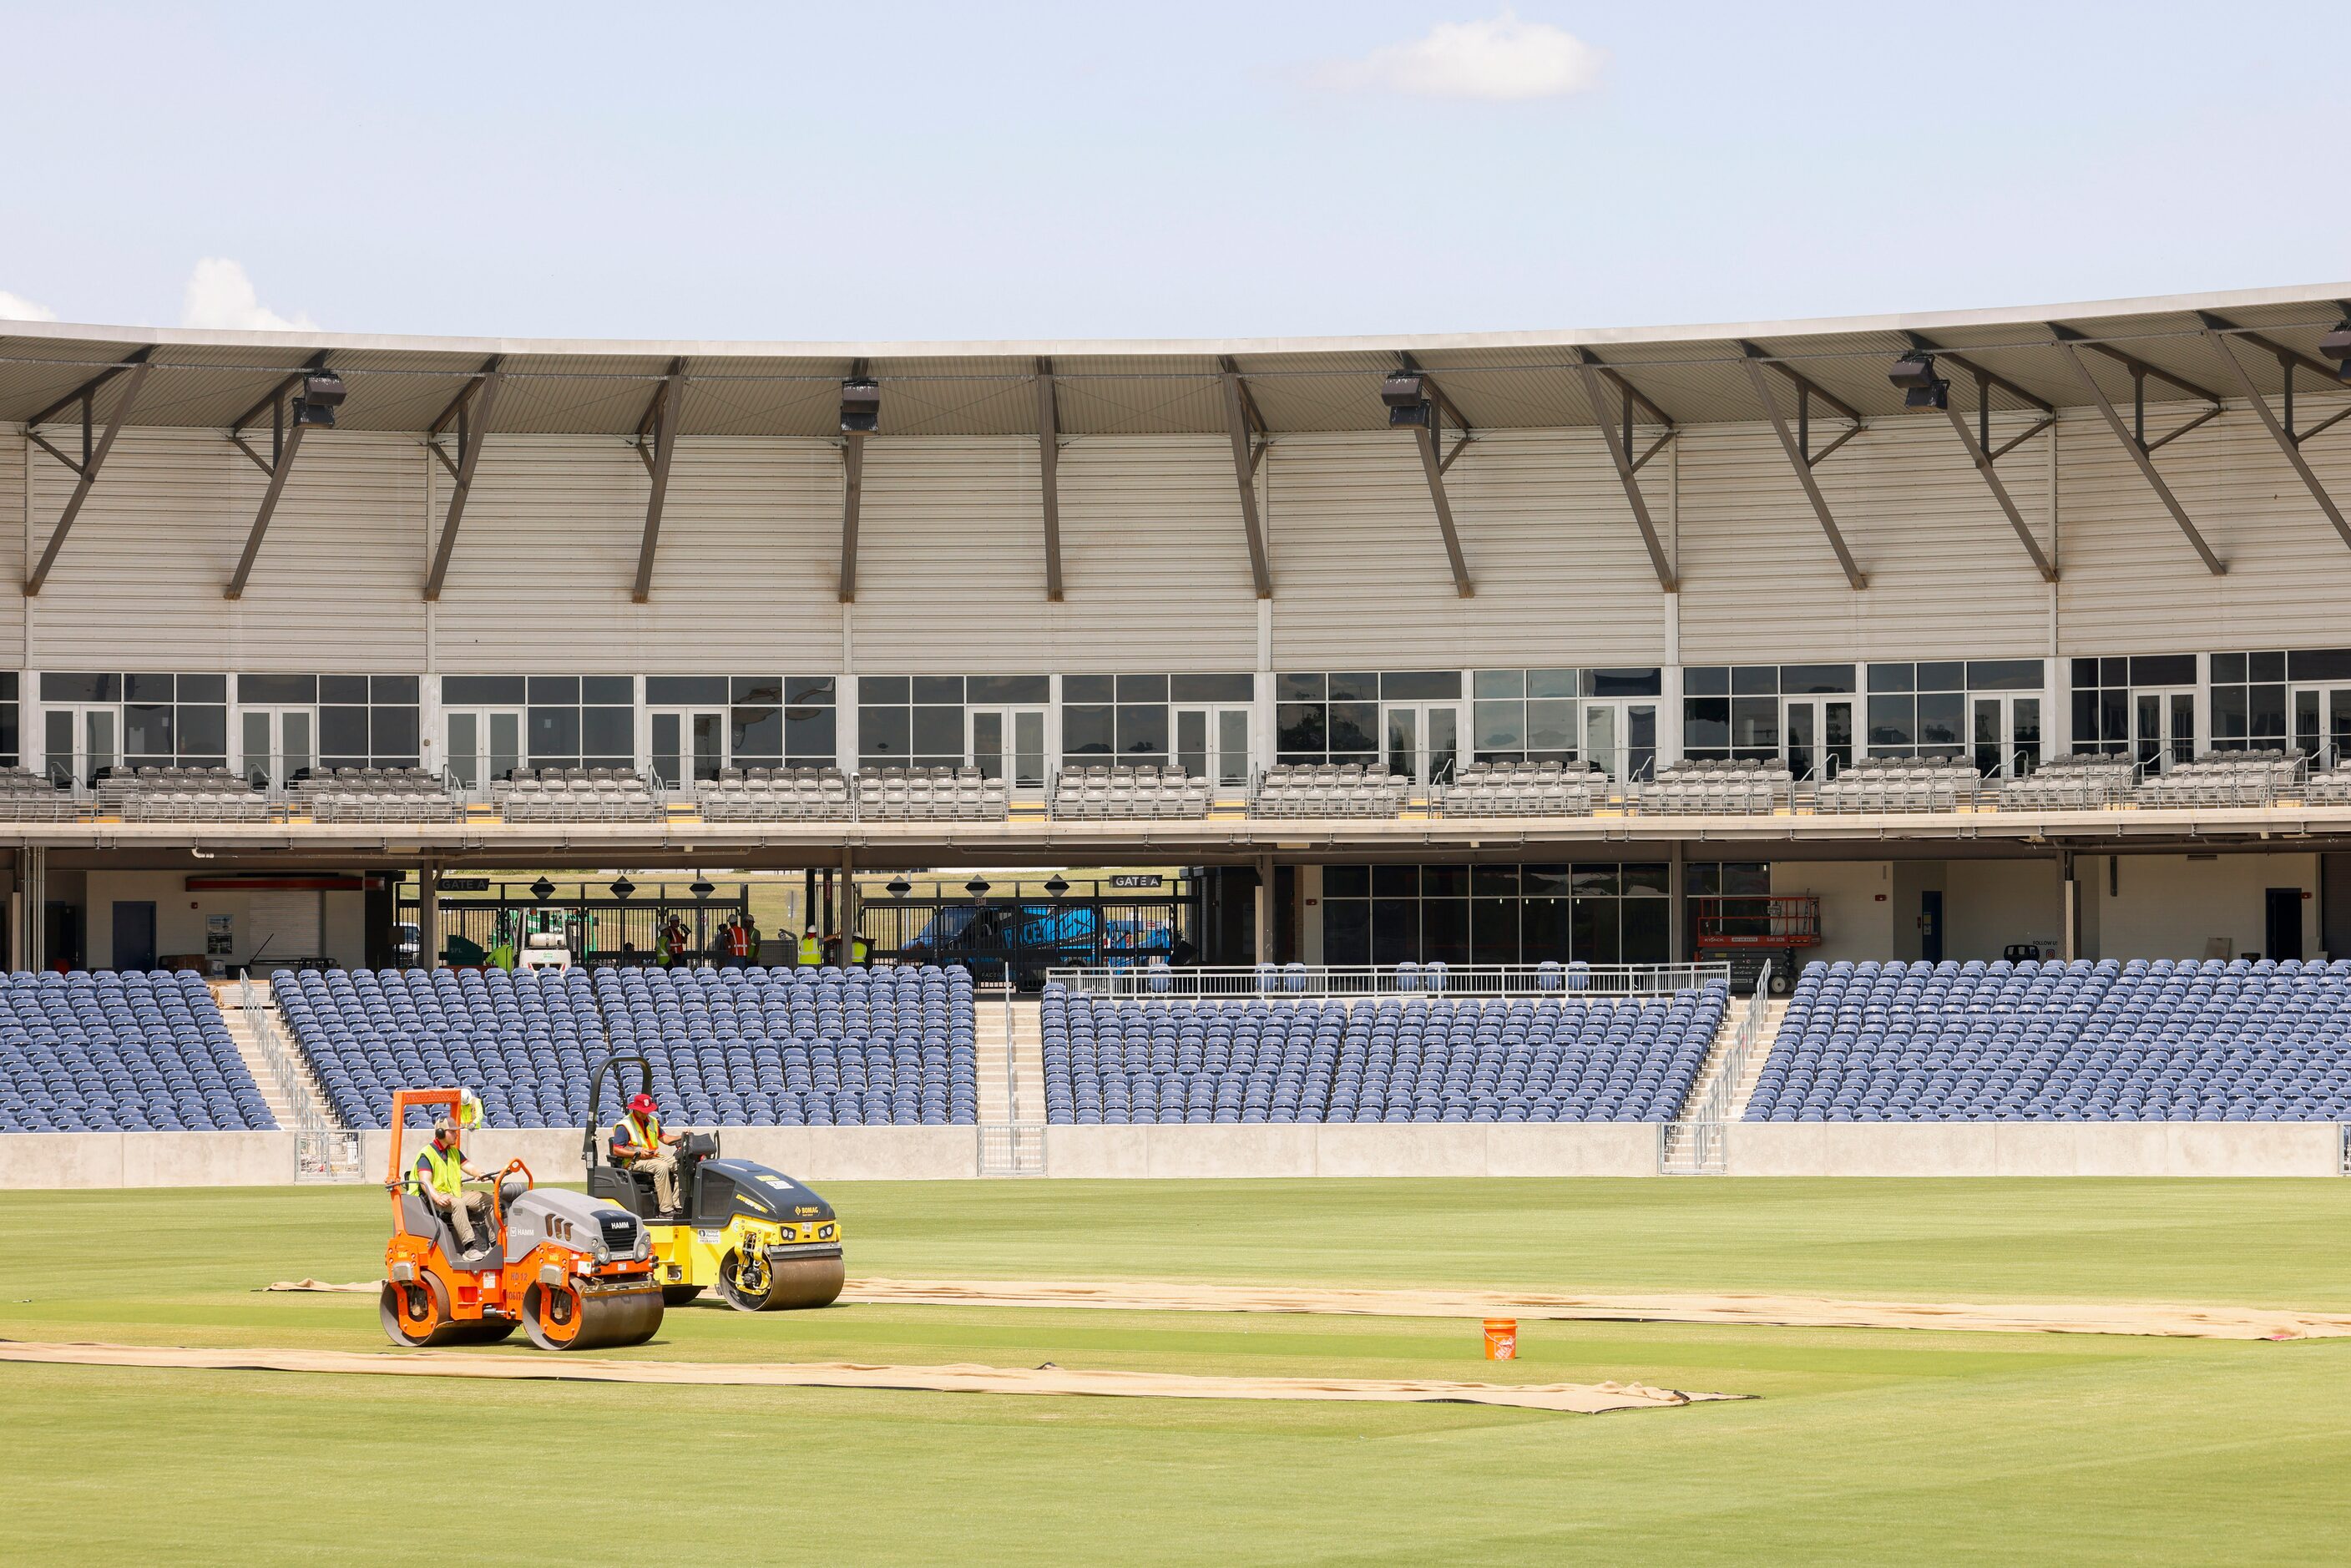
522, 1279, 665, 1351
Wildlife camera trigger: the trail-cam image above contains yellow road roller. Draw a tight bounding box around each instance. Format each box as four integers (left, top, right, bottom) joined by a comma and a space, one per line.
582, 1055, 846, 1311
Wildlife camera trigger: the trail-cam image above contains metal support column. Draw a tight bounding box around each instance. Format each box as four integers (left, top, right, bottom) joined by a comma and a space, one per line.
2060, 851, 2078, 963
841, 846, 858, 962
1254, 855, 1274, 965
1669, 840, 1686, 965
22, 846, 44, 973
419, 865, 441, 970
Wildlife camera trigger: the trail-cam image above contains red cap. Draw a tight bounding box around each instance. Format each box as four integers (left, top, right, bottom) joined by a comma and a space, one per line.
628, 1093, 655, 1115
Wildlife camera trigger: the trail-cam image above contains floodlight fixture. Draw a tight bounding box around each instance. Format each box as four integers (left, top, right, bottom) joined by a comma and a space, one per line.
291, 370, 346, 427
1380, 371, 1431, 427
840, 378, 881, 434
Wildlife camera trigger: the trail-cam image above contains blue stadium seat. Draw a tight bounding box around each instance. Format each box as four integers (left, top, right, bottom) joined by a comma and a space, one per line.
0, 969, 275, 1132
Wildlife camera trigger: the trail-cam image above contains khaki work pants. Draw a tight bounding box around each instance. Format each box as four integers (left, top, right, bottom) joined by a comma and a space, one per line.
430, 1188, 492, 1248
629, 1148, 682, 1211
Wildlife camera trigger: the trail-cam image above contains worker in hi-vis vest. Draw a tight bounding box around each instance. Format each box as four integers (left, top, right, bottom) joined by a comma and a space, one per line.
799, 926, 822, 967
609, 1091, 685, 1212
413, 1113, 492, 1252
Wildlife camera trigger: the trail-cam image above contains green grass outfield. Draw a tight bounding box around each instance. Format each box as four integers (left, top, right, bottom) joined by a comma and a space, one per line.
6, 1178, 2351, 1565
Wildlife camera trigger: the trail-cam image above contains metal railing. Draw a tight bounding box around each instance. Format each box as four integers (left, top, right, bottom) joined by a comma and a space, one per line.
1049, 962, 1731, 1001
1657, 960, 1774, 1176
235, 974, 361, 1181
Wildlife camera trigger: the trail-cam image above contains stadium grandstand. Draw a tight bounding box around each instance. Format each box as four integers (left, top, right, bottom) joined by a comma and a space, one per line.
8, 283, 2351, 1179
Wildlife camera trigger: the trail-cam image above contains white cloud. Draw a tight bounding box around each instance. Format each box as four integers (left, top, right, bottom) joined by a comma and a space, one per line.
0, 288, 57, 321
180, 257, 317, 332
1315, 10, 1604, 102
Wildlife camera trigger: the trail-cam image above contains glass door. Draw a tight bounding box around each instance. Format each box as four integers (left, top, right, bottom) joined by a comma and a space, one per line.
1972, 695, 2043, 777
1174, 706, 1251, 787
2131, 689, 2195, 772
445, 708, 522, 792
1383, 703, 1461, 787
649, 709, 725, 788
969, 706, 1048, 787
1782, 698, 1854, 781
44, 706, 117, 787
2292, 686, 2351, 768
239, 707, 314, 788
1579, 700, 1658, 780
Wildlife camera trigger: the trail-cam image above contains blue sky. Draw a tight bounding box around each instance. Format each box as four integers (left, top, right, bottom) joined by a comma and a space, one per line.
0, 3, 2339, 341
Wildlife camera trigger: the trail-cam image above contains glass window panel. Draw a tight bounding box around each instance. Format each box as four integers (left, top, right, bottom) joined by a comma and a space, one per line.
1170, 673, 1253, 703
1062, 675, 1115, 703
2211, 685, 2247, 742
124, 673, 174, 702
2250, 684, 2288, 741
1868, 663, 1915, 693
1274, 673, 1324, 702
2133, 654, 2197, 686
784, 675, 835, 705
860, 706, 911, 756
855, 676, 909, 704
1469, 899, 1519, 965
1474, 701, 1524, 751
1918, 691, 1964, 747
43, 673, 113, 703
911, 675, 963, 704
2098, 657, 2128, 685
2249, 651, 2286, 683
1327, 702, 1378, 753
1422, 864, 1469, 898
911, 706, 963, 756
1571, 898, 1620, 964
1422, 899, 1470, 965
528, 706, 579, 759
1328, 672, 1378, 701
311, 675, 363, 704
1868, 694, 1914, 748
1370, 899, 1418, 967
1322, 865, 1370, 898
241, 711, 270, 768
1572, 865, 1620, 897
177, 705, 226, 757
1682, 666, 1728, 696
1471, 864, 1519, 897
726, 677, 778, 705
1528, 668, 1578, 699
372, 706, 420, 759
1966, 659, 2043, 691
2100, 690, 2129, 744
1723, 862, 1772, 897
1372, 864, 1418, 898
319, 706, 367, 756
1620, 863, 1670, 896
238, 673, 314, 704
1524, 866, 1572, 898
1683, 862, 1722, 898
1382, 670, 1459, 701
2288, 649, 2351, 682
1620, 898, 1671, 964
782, 706, 834, 758
1683, 697, 1729, 751
1732, 665, 1777, 695
1275, 703, 1325, 756
1730, 697, 1778, 750
1525, 699, 1575, 753
445, 675, 526, 705
1474, 670, 1523, 699
1321, 900, 1369, 965
1110, 674, 1168, 703
1116, 704, 1169, 755
578, 708, 630, 757
124, 704, 173, 755
730, 706, 781, 756
1062, 705, 1114, 756
525, 676, 579, 703
1915, 661, 1964, 691
1584, 668, 1662, 697
968, 674, 1049, 704
1522, 898, 1568, 961
2072, 690, 2100, 746
371, 675, 419, 702
1780, 664, 1855, 694
2071, 658, 2102, 687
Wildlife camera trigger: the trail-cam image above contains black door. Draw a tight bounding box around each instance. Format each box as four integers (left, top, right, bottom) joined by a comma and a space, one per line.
2265, 888, 2305, 962
1919, 889, 1944, 964
112, 901, 159, 969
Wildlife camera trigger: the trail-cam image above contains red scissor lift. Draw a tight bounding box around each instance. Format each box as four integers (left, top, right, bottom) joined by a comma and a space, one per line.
1692, 895, 1821, 994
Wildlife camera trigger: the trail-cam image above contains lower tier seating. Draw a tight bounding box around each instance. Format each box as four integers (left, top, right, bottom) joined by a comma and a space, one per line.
0, 969, 273, 1131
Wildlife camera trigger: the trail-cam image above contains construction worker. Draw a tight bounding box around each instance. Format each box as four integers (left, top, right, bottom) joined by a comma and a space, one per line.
413, 1114, 493, 1252
610, 1090, 685, 1213
724, 913, 752, 969
798, 924, 822, 969
741, 913, 763, 965
661, 914, 692, 969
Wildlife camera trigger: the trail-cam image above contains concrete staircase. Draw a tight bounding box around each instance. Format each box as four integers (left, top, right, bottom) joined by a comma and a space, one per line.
1659, 994, 1790, 1173
971, 992, 1045, 1125
211, 980, 339, 1132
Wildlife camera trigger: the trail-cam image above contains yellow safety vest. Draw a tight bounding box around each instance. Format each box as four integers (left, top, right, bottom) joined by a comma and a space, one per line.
417, 1142, 464, 1196
799, 934, 822, 965
614, 1111, 660, 1153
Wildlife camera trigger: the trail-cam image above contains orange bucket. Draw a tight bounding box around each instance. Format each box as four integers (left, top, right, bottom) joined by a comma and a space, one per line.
1482, 1318, 1518, 1360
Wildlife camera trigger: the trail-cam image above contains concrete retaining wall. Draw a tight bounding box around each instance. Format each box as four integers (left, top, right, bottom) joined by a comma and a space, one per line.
0, 1122, 2339, 1187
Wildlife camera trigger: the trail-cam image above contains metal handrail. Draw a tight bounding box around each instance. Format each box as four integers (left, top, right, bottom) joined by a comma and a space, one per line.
1050, 962, 1731, 1001
235, 974, 326, 1135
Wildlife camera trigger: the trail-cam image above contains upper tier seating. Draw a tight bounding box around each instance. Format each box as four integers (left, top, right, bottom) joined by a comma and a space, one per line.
274, 963, 976, 1129
1250, 762, 1410, 818
1039, 978, 1726, 1124
494, 767, 664, 822
1999, 753, 2136, 810
2135, 750, 2300, 808
0, 969, 274, 1131
697, 766, 854, 821
0, 766, 76, 821
854, 766, 1009, 822
105, 766, 273, 822
1747, 958, 2351, 1122
1050, 764, 1212, 820
1437, 760, 1600, 817
300, 766, 464, 822
1635, 759, 1791, 815
2306, 763, 2351, 804
1813, 756, 1979, 813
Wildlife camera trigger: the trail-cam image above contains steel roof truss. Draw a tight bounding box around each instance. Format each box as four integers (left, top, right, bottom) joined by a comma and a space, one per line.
1397, 354, 1473, 595
2198, 312, 2351, 552
1572, 352, 1676, 593
629, 359, 687, 603
2048, 325, 2223, 575
1738, 344, 1866, 589
23, 350, 156, 596
421, 359, 505, 601
839, 357, 867, 604
1217, 358, 1274, 598
1037, 357, 1064, 602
